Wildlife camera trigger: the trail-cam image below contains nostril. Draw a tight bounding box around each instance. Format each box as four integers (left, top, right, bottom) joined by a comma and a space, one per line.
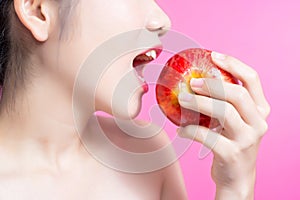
158, 27, 169, 37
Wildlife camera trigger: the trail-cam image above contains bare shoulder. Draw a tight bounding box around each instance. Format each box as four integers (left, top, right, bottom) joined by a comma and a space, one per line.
134, 120, 189, 200
0, 144, 18, 175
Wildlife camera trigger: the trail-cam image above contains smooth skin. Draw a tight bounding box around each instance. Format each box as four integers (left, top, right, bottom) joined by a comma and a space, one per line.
0, 0, 270, 199
178, 52, 270, 199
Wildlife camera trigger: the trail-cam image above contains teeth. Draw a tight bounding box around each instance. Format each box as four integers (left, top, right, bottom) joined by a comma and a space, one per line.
146, 50, 157, 60
145, 51, 152, 58
152, 50, 157, 59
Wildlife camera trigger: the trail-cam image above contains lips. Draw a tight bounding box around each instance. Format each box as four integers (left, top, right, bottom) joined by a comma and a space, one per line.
132, 46, 163, 83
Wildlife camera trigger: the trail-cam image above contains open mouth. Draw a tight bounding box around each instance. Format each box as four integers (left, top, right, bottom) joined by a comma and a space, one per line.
132, 46, 163, 82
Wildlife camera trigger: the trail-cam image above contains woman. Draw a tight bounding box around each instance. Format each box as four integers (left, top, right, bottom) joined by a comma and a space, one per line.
0, 0, 270, 199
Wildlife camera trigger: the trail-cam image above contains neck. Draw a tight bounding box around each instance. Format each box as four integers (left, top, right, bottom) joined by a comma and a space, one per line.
0, 73, 93, 171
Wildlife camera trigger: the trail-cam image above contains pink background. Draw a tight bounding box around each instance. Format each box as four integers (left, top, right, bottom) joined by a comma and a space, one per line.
155, 0, 299, 199
0, 0, 298, 199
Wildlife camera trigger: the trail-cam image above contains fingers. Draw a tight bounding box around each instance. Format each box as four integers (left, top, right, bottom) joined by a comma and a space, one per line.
177, 125, 235, 159
211, 52, 271, 119
178, 91, 246, 135
190, 78, 264, 127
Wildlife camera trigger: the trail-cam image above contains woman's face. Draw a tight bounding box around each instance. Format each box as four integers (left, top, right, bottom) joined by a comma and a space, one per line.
53, 0, 171, 119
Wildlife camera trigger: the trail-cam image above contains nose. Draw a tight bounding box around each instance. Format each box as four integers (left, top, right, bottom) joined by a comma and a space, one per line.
145, 4, 172, 37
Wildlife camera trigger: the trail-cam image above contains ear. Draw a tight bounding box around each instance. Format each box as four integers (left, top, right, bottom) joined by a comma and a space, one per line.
14, 0, 53, 42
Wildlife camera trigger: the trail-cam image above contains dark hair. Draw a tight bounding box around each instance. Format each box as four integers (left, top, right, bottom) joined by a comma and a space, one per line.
0, 0, 35, 113
0, 0, 79, 113
0, 0, 12, 86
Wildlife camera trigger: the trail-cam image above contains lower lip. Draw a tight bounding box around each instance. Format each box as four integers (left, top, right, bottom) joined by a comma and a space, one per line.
142, 82, 149, 93
135, 73, 149, 93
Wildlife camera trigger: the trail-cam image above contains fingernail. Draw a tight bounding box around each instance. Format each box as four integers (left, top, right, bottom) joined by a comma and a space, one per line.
212, 51, 226, 60
178, 92, 193, 102
177, 127, 190, 138
177, 128, 185, 137
190, 78, 204, 88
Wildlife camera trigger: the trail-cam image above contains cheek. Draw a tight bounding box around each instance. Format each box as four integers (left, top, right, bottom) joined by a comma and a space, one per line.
94, 56, 143, 117
100, 55, 133, 87
79, 0, 146, 45
56, 46, 89, 89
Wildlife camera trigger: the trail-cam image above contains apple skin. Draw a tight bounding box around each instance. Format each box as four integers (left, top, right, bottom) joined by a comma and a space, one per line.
156, 48, 239, 128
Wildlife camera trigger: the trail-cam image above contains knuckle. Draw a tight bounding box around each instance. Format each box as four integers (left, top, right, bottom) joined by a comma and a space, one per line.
233, 86, 249, 103
206, 78, 222, 93
223, 104, 243, 128
226, 55, 235, 63
247, 70, 259, 82
265, 104, 271, 117
241, 136, 256, 150
249, 120, 268, 139
237, 132, 258, 150
257, 104, 271, 119
192, 96, 208, 113
258, 120, 269, 136
224, 104, 235, 120
227, 56, 244, 69
179, 96, 196, 110
226, 104, 239, 121
225, 103, 235, 116
226, 56, 236, 68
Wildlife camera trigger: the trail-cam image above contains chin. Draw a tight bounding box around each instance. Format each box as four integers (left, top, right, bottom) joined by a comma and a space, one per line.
95, 90, 143, 120
127, 97, 143, 119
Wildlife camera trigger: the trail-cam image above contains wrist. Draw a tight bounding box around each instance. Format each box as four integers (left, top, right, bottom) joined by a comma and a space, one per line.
214, 171, 256, 200
215, 184, 254, 200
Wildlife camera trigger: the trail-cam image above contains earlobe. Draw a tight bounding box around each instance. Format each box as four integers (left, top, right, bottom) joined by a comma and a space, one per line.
14, 0, 51, 42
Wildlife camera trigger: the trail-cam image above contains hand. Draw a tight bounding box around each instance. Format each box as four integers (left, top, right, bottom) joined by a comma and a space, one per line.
177, 52, 271, 200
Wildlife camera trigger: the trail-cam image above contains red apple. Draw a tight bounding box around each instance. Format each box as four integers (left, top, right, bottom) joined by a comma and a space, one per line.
156, 48, 238, 128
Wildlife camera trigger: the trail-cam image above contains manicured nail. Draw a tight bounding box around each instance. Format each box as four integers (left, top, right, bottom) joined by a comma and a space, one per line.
176, 128, 186, 137
190, 78, 204, 88
178, 92, 193, 102
212, 51, 226, 60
